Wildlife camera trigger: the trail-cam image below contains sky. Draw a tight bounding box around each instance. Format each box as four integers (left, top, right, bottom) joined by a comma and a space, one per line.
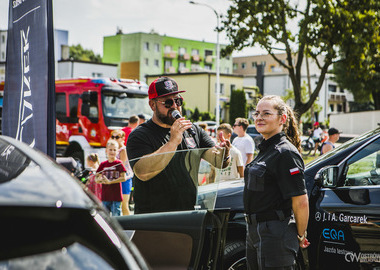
0, 0, 266, 57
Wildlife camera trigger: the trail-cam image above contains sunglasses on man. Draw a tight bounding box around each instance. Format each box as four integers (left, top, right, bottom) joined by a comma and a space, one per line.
156, 96, 184, 108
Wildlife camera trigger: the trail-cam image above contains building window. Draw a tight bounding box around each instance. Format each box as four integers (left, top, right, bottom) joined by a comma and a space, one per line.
165, 60, 172, 69
154, 59, 159, 67
241, 63, 246, 69
204, 64, 212, 71
330, 104, 334, 112
270, 65, 276, 72
215, 83, 224, 94
191, 49, 199, 56
337, 104, 343, 112
179, 47, 186, 55
233, 63, 238, 70
230, 84, 236, 93
328, 84, 337, 92
252, 62, 257, 68
144, 58, 149, 66
179, 62, 186, 71
205, 50, 213, 57
225, 67, 230, 73
191, 64, 200, 71
144, 42, 150, 51
164, 45, 172, 53
154, 43, 160, 52
91, 72, 102, 77
1, 35, 4, 43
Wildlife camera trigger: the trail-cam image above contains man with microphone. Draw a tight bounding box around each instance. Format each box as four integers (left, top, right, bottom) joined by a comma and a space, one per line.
127, 76, 230, 214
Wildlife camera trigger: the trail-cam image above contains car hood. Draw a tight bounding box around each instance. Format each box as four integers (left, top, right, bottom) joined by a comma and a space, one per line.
0, 136, 94, 209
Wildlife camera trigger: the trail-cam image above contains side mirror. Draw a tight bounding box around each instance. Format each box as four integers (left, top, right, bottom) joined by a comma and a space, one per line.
315, 165, 339, 188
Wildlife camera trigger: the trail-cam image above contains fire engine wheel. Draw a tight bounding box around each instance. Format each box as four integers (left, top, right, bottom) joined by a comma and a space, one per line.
70, 151, 84, 170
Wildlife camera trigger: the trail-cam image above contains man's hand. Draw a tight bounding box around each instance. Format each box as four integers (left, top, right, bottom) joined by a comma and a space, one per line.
169, 117, 193, 146
217, 131, 231, 157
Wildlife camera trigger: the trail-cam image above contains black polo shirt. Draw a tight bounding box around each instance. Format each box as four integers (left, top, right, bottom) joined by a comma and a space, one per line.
243, 132, 306, 214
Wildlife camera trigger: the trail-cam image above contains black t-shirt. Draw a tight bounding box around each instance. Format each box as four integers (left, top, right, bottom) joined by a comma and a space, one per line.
243, 132, 307, 214
127, 119, 215, 214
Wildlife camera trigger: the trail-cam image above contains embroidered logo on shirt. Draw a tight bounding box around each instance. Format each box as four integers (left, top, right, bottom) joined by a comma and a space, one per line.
290, 167, 300, 175
185, 137, 197, 148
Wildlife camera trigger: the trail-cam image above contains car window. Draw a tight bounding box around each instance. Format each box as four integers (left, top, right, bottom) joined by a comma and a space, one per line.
344, 138, 380, 187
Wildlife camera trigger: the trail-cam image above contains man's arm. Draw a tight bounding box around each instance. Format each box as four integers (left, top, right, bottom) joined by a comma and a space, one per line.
245, 153, 254, 165
237, 166, 244, 178
133, 141, 178, 181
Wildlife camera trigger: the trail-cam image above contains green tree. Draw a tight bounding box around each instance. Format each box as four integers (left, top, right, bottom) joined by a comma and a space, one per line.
191, 107, 200, 122
333, 41, 380, 110
283, 83, 322, 124
69, 44, 102, 63
229, 89, 247, 125
221, 0, 380, 118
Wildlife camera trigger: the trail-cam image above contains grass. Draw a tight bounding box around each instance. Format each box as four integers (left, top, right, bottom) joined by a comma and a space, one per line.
303, 154, 319, 165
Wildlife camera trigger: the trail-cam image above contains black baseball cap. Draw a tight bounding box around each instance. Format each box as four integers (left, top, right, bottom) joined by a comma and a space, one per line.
328, 128, 341, 136
148, 77, 185, 99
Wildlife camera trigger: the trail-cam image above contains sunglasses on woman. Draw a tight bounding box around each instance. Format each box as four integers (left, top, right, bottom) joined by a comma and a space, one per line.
157, 96, 183, 108
111, 135, 121, 140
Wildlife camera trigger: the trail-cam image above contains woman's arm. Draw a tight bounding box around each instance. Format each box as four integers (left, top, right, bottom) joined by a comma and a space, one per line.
292, 194, 310, 248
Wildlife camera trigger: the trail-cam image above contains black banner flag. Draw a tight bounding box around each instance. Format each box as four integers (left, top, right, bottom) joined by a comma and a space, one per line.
3, 0, 56, 158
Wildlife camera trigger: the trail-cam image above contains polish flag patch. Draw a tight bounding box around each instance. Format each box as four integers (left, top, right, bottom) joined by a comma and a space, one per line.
290, 167, 300, 175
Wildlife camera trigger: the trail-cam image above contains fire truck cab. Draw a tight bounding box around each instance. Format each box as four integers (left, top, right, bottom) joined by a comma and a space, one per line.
55, 77, 151, 167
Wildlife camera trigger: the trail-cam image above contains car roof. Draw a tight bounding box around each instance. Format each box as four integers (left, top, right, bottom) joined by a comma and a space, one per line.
0, 135, 94, 209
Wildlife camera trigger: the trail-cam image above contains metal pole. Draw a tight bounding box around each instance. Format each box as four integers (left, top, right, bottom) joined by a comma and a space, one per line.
189, 1, 220, 125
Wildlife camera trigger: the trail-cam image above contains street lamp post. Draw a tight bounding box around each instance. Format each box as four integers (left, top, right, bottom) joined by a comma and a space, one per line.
189, 1, 220, 125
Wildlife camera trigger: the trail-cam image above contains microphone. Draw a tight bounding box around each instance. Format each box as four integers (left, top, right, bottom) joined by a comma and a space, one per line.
171, 110, 196, 136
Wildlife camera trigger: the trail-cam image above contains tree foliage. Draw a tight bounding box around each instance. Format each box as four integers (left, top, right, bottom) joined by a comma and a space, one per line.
332, 10, 380, 110
69, 44, 102, 63
229, 89, 247, 125
221, 0, 380, 118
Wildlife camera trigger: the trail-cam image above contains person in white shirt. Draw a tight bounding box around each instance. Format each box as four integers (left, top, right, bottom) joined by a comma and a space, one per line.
232, 117, 256, 165
311, 122, 323, 156
217, 123, 244, 180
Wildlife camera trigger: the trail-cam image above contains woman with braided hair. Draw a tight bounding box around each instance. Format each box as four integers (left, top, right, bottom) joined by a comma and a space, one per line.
244, 95, 310, 269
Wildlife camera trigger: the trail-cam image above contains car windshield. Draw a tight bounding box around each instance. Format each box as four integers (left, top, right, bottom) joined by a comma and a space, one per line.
102, 93, 152, 119
306, 127, 380, 168
94, 147, 229, 212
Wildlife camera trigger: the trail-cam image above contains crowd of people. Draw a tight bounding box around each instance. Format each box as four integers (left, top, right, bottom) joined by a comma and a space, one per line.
80, 76, 342, 269
84, 114, 146, 216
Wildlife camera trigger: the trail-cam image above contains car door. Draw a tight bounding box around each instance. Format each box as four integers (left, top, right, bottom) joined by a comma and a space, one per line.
314, 137, 380, 269
115, 147, 230, 270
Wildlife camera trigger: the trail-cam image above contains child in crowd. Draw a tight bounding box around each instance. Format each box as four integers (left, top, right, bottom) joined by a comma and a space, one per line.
96, 139, 126, 216
110, 129, 134, 215
85, 153, 102, 200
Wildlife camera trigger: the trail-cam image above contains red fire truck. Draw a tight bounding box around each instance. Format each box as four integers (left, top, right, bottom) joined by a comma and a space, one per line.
0, 78, 151, 167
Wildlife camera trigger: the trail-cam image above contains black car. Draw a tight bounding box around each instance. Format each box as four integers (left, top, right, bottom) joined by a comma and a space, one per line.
211, 126, 380, 269
0, 136, 229, 269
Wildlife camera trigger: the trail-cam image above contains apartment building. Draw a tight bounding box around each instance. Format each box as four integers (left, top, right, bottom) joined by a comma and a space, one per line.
233, 53, 353, 123
103, 32, 233, 82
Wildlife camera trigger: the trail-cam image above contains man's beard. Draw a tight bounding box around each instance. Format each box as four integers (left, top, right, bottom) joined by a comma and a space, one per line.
156, 107, 176, 125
